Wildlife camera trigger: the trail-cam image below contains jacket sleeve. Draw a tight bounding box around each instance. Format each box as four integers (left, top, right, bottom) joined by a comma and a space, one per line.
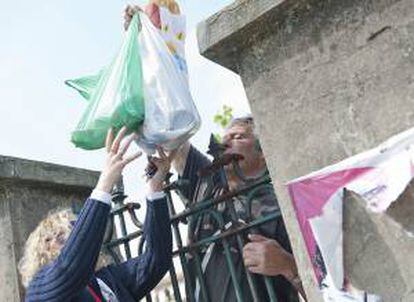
102, 196, 172, 300
25, 199, 110, 302
179, 145, 212, 202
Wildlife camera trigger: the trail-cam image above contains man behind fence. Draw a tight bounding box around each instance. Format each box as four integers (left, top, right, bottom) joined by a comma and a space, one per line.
172, 116, 304, 301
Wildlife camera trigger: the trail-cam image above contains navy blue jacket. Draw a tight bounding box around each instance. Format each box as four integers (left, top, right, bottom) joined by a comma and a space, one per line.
25, 196, 172, 302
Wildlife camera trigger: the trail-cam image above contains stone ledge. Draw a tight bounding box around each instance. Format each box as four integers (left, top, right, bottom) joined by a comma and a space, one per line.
197, 0, 293, 72
0, 155, 99, 189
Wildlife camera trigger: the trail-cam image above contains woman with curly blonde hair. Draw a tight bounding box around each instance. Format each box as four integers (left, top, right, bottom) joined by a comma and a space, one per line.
19, 127, 173, 302
19, 208, 114, 289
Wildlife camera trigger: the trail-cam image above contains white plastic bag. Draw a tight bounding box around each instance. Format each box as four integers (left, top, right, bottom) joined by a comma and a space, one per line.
136, 11, 200, 153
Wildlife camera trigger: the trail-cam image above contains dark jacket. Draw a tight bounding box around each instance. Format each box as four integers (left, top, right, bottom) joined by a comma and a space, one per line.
25, 196, 172, 302
181, 146, 299, 302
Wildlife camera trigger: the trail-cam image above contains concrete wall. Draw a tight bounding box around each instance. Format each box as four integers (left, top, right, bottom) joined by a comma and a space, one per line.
198, 0, 414, 300
0, 155, 99, 301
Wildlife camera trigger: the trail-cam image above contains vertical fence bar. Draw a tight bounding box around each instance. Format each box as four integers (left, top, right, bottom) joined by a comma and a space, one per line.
171, 223, 195, 302
193, 250, 210, 302
111, 177, 132, 259
204, 209, 244, 302
226, 201, 260, 302
245, 182, 279, 302
264, 277, 278, 302
103, 214, 122, 265
163, 176, 184, 302
221, 237, 244, 302
168, 264, 183, 302
104, 176, 143, 267
137, 236, 153, 302
235, 234, 260, 302
164, 180, 196, 302
115, 206, 132, 258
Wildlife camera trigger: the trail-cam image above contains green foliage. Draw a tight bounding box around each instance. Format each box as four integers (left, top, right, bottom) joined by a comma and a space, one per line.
213, 105, 233, 129
213, 105, 234, 142
213, 133, 222, 143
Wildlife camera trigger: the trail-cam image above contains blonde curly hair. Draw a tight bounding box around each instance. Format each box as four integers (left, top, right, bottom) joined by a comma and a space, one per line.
19, 207, 113, 288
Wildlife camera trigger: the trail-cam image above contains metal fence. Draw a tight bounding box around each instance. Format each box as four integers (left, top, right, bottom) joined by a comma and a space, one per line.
103, 143, 284, 302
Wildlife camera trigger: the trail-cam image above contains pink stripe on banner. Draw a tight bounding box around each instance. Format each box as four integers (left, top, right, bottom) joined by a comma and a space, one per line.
288, 167, 373, 283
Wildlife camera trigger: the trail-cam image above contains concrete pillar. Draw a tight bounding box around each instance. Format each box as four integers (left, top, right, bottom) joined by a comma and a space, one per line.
0, 155, 99, 301
198, 0, 414, 300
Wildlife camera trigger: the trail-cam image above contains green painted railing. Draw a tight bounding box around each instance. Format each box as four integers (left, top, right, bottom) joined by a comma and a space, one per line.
103, 153, 283, 302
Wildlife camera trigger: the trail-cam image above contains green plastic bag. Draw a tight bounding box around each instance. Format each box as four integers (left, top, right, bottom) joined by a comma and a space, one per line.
65, 71, 103, 101
66, 15, 145, 150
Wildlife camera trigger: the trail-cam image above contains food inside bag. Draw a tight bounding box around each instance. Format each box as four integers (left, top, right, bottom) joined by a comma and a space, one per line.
66, 1, 200, 152
136, 7, 200, 153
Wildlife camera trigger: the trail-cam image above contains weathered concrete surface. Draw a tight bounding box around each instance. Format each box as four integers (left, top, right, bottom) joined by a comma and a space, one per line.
198, 0, 414, 301
344, 190, 414, 301
0, 155, 99, 301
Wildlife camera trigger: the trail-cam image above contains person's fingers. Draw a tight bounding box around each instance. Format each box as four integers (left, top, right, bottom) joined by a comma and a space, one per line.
111, 126, 128, 154
150, 157, 164, 167
124, 21, 130, 31
118, 133, 138, 157
248, 234, 268, 243
126, 5, 135, 16
124, 13, 132, 21
124, 13, 133, 22
124, 6, 135, 22
243, 243, 252, 254
168, 148, 179, 161
124, 5, 130, 15
124, 5, 131, 14
243, 249, 260, 268
124, 5, 143, 31
247, 266, 262, 275
126, 5, 140, 16
144, 158, 157, 172
243, 256, 258, 268
145, 160, 157, 170
243, 243, 256, 252
148, 157, 171, 178
157, 146, 167, 160
133, 5, 142, 12
123, 151, 143, 166
242, 246, 251, 259
105, 128, 115, 153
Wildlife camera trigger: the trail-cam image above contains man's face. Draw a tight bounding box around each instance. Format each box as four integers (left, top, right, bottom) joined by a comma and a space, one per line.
222, 124, 264, 175
222, 125, 256, 156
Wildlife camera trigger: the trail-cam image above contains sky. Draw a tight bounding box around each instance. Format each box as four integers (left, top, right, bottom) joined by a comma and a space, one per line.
0, 0, 250, 205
